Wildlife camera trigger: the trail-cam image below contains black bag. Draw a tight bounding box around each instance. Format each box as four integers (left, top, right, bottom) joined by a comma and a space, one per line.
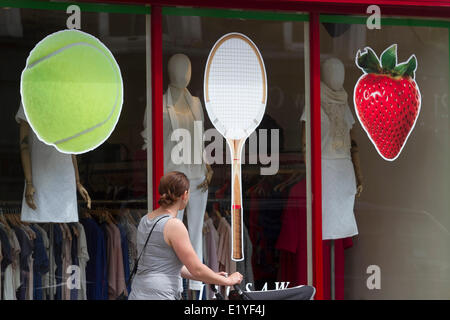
116, 215, 168, 300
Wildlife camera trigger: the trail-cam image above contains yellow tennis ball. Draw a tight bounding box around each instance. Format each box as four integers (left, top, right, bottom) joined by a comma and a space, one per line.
20, 29, 123, 154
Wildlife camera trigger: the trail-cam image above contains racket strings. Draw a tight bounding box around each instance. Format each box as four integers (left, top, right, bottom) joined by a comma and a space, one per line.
207, 37, 265, 138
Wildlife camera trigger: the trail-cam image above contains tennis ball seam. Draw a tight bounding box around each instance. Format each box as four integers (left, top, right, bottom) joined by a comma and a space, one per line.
24, 41, 120, 146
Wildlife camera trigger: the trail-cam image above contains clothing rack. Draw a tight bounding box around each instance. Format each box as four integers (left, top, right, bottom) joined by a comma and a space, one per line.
0, 201, 22, 214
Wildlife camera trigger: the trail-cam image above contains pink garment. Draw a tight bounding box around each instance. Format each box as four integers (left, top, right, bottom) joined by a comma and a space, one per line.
276, 179, 354, 299
276, 179, 308, 287
217, 217, 236, 274
106, 224, 127, 300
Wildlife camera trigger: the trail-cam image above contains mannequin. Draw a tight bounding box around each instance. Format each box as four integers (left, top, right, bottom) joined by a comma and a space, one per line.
301, 57, 363, 238
159, 53, 213, 292
301, 57, 363, 299
17, 103, 91, 222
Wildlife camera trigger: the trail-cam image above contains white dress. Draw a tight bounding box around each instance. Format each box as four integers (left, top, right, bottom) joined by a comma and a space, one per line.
16, 103, 78, 223
301, 82, 358, 240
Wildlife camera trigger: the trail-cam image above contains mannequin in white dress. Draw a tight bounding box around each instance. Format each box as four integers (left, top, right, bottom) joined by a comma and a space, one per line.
162, 54, 213, 293
301, 57, 363, 299
17, 103, 91, 223
301, 57, 363, 240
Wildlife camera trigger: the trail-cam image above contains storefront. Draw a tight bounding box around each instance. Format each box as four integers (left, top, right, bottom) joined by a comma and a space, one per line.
0, 0, 449, 300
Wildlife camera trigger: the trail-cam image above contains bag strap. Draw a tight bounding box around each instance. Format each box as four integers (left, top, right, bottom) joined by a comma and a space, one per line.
126, 214, 169, 288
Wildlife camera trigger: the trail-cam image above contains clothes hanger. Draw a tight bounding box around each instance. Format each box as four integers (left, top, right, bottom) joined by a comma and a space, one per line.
0, 211, 12, 232
64, 224, 73, 241
125, 209, 136, 225
7, 212, 20, 227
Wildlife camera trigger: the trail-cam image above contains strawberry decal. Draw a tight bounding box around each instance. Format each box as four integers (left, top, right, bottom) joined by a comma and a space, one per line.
354, 44, 421, 161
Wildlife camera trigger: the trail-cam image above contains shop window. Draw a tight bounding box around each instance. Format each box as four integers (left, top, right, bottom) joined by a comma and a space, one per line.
0, 5, 147, 300
159, 11, 310, 299
319, 16, 450, 299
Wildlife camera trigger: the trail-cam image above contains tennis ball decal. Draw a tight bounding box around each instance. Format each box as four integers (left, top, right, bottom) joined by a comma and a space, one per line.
20, 29, 123, 154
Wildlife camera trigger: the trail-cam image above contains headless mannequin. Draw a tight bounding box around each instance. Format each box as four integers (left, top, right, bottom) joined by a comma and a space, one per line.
166, 54, 213, 294
301, 58, 363, 195
301, 58, 363, 300
166, 53, 213, 193
19, 120, 91, 212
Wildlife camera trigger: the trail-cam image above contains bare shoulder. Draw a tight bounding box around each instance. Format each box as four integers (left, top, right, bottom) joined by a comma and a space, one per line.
163, 217, 187, 247
165, 217, 186, 231
164, 218, 188, 238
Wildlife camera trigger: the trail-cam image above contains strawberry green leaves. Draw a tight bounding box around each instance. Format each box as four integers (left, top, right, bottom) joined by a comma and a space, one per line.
393, 55, 417, 78
355, 44, 417, 79
356, 47, 381, 74
381, 44, 397, 71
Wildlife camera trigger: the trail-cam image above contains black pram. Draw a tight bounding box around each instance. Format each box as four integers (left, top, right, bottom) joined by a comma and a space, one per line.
211, 284, 316, 300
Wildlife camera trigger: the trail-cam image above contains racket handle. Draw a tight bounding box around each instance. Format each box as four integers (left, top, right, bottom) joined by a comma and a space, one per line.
229, 138, 245, 262
232, 206, 243, 260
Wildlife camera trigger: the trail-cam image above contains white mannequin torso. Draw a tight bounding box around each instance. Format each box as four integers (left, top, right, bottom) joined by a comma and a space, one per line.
163, 54, 206, 180
301, 57, 358, 240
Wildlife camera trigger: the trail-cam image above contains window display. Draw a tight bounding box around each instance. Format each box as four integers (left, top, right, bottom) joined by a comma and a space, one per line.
203, 32, 268, 262
161, 12, 309, 298
1, 0, 449, 302
0, 6, 147, 300
301, 57, 362, 241
320, 17, 450, 299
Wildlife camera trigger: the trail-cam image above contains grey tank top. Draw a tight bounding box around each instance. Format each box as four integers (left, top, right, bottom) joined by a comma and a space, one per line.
129, 214, 184, 300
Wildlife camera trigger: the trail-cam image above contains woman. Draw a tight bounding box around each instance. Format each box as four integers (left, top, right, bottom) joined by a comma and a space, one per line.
129, 171, 243, 300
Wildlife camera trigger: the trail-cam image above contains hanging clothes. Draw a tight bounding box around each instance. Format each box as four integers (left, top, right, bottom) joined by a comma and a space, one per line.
235, 221, 254, 290
13, 226, 33, 300
216, 217, 236, 300
0, 210, 135, 301
75, 222, 89, 300
53, 224, 63, 300
29, 225, 49, 300
69, 224, 79, 300
0, 223, 13, 300
123, 220, 137, 272
105, 223, 127, 300
117, 224, 130, 295
276, 179, 308, 287
203, 217, 219, 300
61, 223, 72, 300
80, 217, 108, 300
41, 223, 56, 300
33, 224, 50, 300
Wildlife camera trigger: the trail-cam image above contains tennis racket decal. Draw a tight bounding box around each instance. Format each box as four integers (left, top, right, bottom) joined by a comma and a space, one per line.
204, 33, 267, 261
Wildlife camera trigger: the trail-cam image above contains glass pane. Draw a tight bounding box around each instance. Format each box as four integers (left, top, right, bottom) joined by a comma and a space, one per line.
319, 17, 450, 299
162, 12, 309, 298
0, 7, 147, 300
